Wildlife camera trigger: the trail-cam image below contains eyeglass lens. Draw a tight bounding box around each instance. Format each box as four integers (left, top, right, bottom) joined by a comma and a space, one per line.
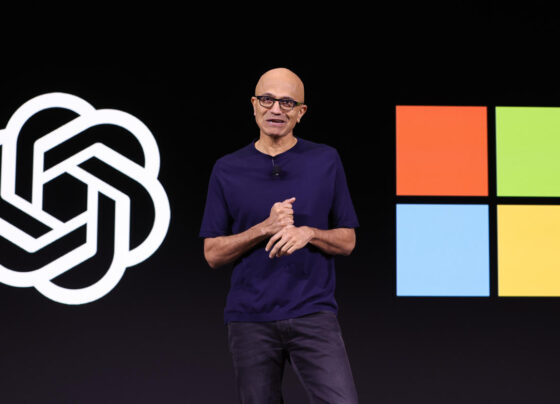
259, 96, 296, 110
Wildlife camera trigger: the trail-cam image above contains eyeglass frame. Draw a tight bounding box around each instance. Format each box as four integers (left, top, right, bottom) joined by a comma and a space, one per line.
254, 95, 305, 111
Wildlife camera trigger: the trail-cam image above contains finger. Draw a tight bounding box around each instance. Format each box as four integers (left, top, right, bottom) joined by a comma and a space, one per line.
281, 217, 293, 226
280, 204, 294, 212
286, 244, 298, 255
270, 240, 284, 258
276, 247, 287, 257
269, 237, 289, 258
265, 231, 282, 251
278, 213, 293, 221
279, 243, 296, 257
265, 229, 284, 258
276, 233, 296, 256
282, 197, 296, 204
277, 242, 290, 257
265, 239, 273, 252
282, 217, 294, 227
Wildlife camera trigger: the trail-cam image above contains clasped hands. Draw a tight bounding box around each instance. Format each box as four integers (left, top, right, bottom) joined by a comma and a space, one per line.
263, 197, 314, 259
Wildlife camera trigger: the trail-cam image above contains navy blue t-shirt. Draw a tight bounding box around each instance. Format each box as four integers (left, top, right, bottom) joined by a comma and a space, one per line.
199, 138, 359, 323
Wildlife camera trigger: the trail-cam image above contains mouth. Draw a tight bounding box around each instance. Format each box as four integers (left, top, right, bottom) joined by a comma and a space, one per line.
266, 118, 286, 126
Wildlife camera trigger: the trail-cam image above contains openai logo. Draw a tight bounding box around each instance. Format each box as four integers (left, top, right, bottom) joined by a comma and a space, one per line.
0, 93, 170, 304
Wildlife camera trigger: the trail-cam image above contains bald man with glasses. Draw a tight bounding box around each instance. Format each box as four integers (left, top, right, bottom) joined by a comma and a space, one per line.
200, 68, 359, 403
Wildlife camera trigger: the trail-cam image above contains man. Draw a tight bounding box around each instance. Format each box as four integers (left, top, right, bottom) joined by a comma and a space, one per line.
200, 68, 359, 403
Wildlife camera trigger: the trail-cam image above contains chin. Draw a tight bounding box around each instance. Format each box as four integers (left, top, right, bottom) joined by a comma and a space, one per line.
265, 131, 287, 138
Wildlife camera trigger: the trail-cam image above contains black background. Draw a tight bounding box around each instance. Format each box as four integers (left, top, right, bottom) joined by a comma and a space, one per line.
1, 4, 560, 403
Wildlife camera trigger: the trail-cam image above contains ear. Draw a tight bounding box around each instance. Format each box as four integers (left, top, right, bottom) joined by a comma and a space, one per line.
297, 104, 308, 122
251, 96, 258, 116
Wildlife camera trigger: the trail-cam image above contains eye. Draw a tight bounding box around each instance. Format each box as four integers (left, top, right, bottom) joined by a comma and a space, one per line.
260, 96, 273, 102
280, 99, 296, 107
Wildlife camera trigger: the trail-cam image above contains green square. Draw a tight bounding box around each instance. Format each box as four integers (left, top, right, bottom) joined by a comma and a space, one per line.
496, 107, 560, 197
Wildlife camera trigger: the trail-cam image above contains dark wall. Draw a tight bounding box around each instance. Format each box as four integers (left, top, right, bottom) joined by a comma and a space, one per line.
1, 5, 559, 403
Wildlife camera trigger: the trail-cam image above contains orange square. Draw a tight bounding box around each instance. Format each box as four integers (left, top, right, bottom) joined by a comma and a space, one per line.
396, 106, 488, 196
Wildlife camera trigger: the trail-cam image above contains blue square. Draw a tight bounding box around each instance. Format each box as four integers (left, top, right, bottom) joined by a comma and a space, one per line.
396, 204, 490, 296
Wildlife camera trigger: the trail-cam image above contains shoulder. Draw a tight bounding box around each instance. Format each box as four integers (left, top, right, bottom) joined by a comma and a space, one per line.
212, 142, 255, 173
297, 138, 341, 161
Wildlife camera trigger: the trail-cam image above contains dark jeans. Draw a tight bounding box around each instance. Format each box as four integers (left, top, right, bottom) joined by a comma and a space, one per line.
227, 311, 358, 404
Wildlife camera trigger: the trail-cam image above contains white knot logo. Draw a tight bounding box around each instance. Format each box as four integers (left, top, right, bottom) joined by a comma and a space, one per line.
0, 93, 171, 304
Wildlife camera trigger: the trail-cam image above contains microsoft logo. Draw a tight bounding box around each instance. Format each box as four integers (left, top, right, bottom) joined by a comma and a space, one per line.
396, 106, 560, 297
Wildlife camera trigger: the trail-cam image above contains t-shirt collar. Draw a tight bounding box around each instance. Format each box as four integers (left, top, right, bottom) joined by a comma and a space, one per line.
251, 137, 300, 159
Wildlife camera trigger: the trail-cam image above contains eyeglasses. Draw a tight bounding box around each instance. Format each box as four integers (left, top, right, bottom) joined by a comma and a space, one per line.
255, 95, 304, 111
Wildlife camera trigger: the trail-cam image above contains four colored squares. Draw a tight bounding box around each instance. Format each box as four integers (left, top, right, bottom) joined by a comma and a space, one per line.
396, 106, 560, 297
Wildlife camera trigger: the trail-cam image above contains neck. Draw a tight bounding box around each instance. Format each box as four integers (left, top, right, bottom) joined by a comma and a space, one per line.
255, 134, 297, 157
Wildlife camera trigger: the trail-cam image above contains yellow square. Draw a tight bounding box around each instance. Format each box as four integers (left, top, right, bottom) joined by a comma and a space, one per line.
498, 205, 560, 296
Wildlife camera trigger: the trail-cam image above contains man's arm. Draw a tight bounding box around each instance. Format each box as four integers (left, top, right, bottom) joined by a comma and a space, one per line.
204, 197, 296, 268
265, 226, 356, 258
204, 224, 269, 269
308, 227, 356, 256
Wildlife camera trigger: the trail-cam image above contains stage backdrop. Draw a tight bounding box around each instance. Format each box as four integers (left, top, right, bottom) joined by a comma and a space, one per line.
1, 6, 560, 403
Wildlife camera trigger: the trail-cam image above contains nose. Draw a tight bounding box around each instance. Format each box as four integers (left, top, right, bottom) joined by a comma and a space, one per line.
270, 100, 283, 114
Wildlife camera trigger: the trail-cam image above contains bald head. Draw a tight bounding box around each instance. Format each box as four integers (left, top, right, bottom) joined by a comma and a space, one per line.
255, 68, 305, 103
251, 68, 308, 140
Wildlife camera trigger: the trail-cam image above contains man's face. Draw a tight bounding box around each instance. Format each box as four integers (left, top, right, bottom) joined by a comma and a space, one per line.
251, 75, 307, 138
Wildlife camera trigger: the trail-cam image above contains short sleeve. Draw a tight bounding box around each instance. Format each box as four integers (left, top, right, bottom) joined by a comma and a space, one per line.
199, 162, 232, 238
329, 151, 359, 229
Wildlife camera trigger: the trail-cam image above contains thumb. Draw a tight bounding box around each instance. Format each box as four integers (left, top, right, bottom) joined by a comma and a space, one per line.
283, 197, 296, 204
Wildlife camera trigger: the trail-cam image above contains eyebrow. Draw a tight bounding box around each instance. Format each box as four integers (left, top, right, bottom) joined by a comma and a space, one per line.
259, 92, 295, 101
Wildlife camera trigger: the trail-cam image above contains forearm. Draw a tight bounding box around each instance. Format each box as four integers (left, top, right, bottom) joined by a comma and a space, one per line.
306, 227, 356, 256
204, 222, 269, 268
